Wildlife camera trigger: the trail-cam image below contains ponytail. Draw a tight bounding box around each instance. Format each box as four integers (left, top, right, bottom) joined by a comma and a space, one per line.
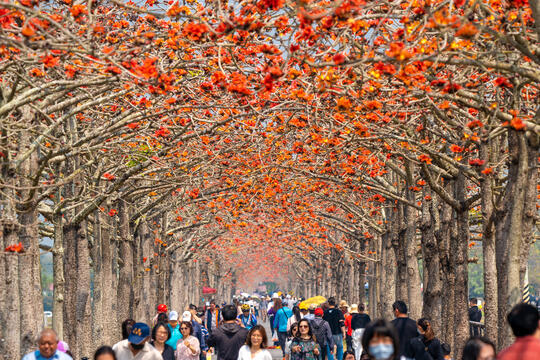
418, 318, 435, 341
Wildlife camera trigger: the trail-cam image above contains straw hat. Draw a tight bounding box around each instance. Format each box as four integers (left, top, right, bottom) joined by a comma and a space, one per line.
339, 300, 349, 309
349, 304, 359, 314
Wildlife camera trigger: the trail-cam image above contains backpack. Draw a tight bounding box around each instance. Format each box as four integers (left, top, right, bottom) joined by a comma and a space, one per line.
310, 319, 327, 346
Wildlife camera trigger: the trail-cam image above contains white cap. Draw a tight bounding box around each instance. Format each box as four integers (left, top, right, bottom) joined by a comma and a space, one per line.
286, 294, 291, 299
181, 311, 192, 321
169, 311, 179, 321
272, 293, 279, 298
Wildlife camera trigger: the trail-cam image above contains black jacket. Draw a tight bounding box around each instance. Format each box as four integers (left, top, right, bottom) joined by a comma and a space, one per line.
468, 306, 482, 322
410, 335, 444, 360
351, 313, 371, 330
207, 322, 248, 360
391, 317, 418, 358
150, 341, 175, 360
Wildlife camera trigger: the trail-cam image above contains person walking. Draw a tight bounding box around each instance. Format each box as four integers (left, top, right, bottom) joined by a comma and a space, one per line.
238, 304, 258, 330
182, 310, 206, 360
285, 322, 300, 360
22, 329, 73, 360
287, 305, 303, 332
113, 322, 163, 360
311, 307, 335, 360
237, 325, 272, 360
461, 337, 495, 360
150, 322, 175, 360
360, 319, 399, 360
409, 318, 444, 360
167, 311, 183, 351
323, 297, 345, 360
390, 301, 417, 360
468, 298, 482, 336
176, 321, 201, 360
206, 300, 221, 335
497, 303, 540, 360
207, 304, 249, 360
290, 319, 321, 360
94, 346, 117, 360
274, 297, 294, 357
152, 304, 168, 327
268, 294, 279, 338
304, 304, 316, 321
341, 302, 352, 351
350, 304, 371, 360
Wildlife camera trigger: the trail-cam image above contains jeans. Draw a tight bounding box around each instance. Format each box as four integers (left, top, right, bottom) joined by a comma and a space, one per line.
278, 331, 288, 356
332, 334, 343, 360
345, 335, 352, 352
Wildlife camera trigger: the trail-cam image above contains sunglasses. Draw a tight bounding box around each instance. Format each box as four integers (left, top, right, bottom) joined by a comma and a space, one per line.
299, 325, 309, 328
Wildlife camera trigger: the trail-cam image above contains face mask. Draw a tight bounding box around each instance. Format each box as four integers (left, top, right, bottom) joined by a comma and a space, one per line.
369, 344, 394, 360
131, 342, 145, 350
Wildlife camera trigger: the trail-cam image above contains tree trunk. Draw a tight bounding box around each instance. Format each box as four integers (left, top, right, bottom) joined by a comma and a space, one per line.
380, 230, 396, 320
495, 131, 531, 349
421, 194, 442, 335
452, 173, 470, 357
0, 219, 22, 360
480, 139, 498, 347
63, 221, 92, 359
117, 202, 134, 327
53, 210, 65, 339
437, 199, 454, 348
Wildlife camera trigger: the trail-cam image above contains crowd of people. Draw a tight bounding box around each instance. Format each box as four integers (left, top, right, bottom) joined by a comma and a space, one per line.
22, 293, 540, 360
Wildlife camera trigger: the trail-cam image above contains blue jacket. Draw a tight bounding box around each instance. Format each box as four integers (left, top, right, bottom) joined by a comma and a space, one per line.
273, 307, 293, 332
166, 323, 183, 350
192, 319, 206, 351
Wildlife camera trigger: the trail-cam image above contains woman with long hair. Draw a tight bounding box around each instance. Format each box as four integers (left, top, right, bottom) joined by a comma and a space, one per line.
150, 322, 175, 360
410, 318, 444, 360
285, 322, 300, 360
237, 325, 272, 360
461, 337, 496, 360
287, 305, 302, 332
290, 319, 320, 360
361, 319, 399, 360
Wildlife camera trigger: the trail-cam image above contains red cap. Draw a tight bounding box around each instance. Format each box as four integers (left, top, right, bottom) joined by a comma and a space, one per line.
157, 304, 168, 313
315, 308, 324, 317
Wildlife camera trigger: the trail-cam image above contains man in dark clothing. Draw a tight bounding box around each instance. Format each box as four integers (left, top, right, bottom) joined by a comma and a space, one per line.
390, 300, 417, 360
468, 298, 482, 336
350, 303, 371, 330
323, 297, 345, 360
207, 304, 248, 360
311, 307, 335, 360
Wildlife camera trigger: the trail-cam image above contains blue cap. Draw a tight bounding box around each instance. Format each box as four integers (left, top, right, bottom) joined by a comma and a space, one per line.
128, 323, 150, 344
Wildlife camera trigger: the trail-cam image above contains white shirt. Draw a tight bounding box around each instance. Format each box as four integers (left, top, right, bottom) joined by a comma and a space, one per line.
113, 339, 163, 360
237, 345, 272, 360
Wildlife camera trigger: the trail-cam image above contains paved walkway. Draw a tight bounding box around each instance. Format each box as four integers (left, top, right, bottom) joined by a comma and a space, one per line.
261, 317, 283, 359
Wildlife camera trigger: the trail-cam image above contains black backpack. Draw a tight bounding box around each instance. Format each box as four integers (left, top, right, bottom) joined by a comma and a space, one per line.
310, 319, 327, 346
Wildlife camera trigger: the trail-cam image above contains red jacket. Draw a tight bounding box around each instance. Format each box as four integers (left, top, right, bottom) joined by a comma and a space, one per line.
497, 336, 540, 360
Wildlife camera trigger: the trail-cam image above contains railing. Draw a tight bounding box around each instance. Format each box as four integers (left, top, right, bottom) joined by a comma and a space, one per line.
469, 321, 485, 337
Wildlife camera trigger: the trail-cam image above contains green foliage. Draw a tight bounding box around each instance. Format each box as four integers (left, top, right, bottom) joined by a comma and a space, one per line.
468, 245, 484, 298
528, 240, 540, 295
